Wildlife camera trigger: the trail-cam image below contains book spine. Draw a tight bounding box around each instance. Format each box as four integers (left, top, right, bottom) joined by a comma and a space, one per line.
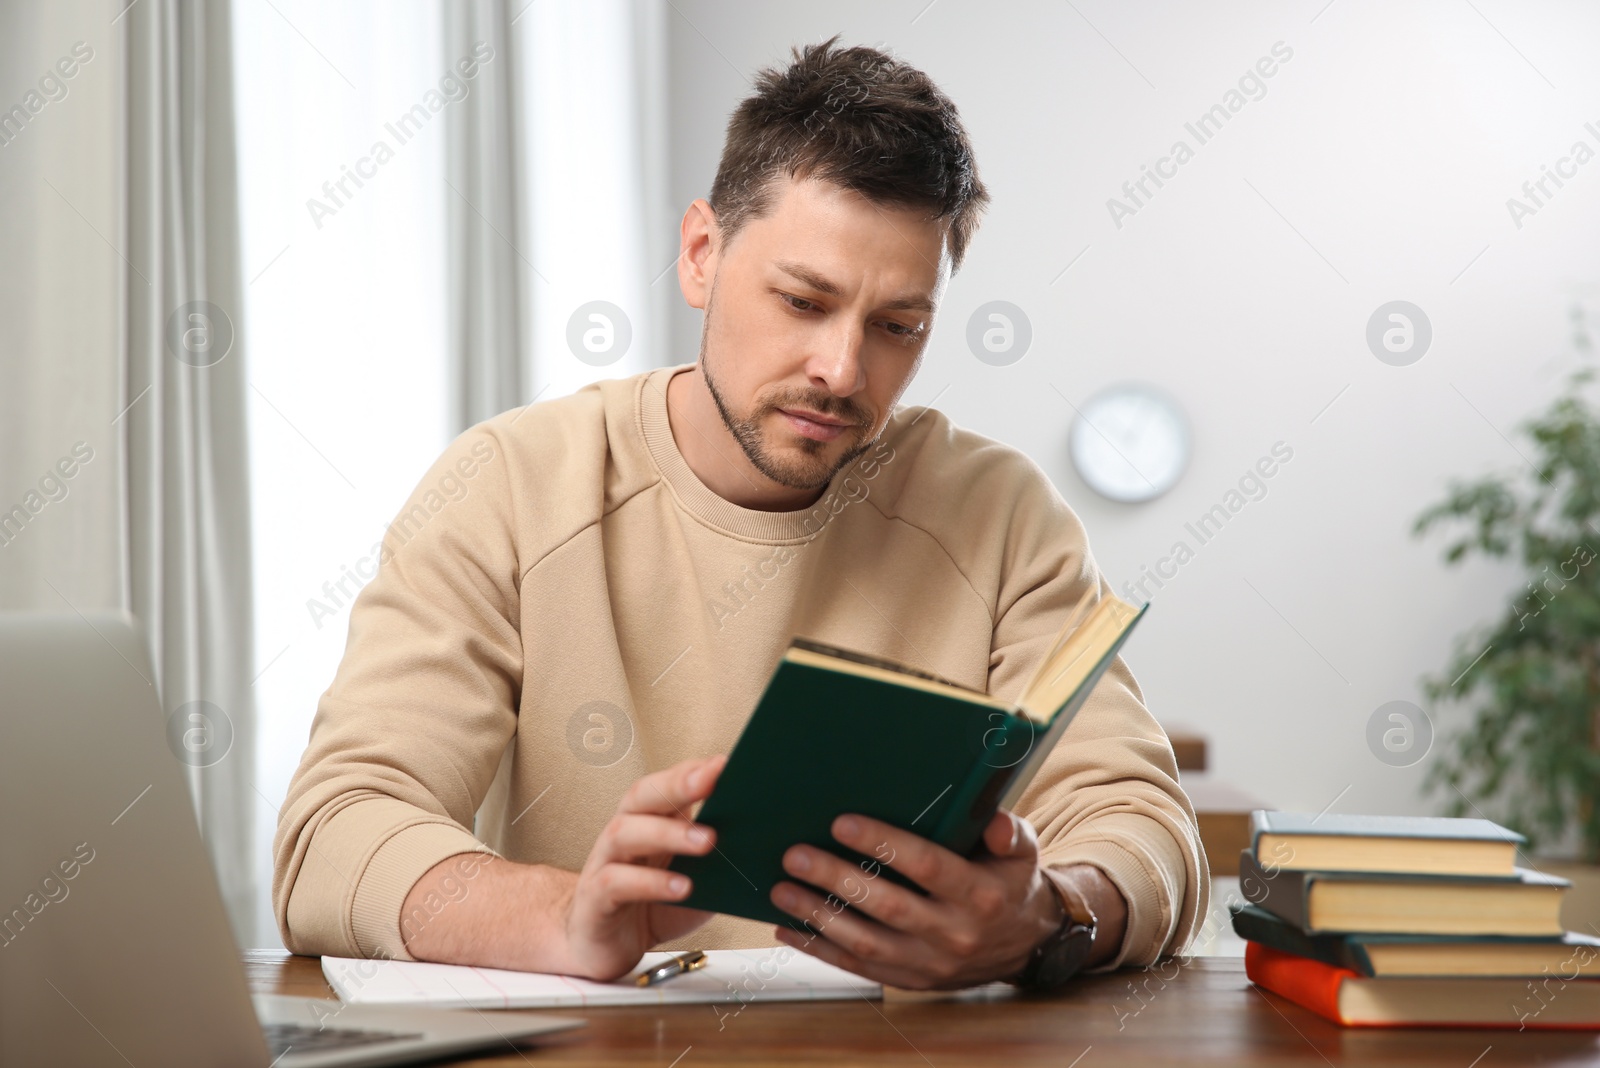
1229, 908, 1371, 975
929, 599, 1150, 856
1238, 849, 1312, 930
927, 715, 1033, 856
1248, 809, 1269, 859
1245, 942, 1351, 1025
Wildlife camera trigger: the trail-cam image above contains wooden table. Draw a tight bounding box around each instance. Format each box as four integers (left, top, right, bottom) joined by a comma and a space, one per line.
245, 950, 1600, 1066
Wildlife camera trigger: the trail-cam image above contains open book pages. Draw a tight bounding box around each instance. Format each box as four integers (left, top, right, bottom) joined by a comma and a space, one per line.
784, 590, 1144, 725
1015, 591, 1142, 724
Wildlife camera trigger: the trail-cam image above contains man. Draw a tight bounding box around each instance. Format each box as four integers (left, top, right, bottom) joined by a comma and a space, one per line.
274, 35, 1207, 992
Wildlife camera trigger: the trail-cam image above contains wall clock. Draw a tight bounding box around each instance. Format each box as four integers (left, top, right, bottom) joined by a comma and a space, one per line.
1068, 383, 1190, 503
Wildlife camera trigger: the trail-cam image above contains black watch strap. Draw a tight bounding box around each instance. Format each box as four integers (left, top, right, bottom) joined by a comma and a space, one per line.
1010, 875, 1097, 991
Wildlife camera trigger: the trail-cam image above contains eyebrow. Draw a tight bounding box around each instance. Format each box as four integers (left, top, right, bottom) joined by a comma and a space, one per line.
774, 259, 935, 315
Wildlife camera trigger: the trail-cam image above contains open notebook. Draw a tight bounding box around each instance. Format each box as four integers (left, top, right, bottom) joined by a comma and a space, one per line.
322, 948, 882, 1009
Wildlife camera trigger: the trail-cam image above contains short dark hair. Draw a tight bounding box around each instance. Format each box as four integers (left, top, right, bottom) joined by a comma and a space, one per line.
707, 34, 989, 273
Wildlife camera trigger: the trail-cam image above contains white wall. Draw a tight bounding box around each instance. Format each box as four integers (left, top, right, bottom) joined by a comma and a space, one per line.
664, 0, 1600, 823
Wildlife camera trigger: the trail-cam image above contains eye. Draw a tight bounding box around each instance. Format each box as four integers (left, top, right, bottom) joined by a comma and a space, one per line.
881, 319, 924, 341
780, 293, 817, 313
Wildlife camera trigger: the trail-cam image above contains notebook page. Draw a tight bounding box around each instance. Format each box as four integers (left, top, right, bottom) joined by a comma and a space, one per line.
322, 947, 882, 1009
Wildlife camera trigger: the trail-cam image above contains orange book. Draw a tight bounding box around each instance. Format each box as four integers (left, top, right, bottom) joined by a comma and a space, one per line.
1245, 942, 1600, 1029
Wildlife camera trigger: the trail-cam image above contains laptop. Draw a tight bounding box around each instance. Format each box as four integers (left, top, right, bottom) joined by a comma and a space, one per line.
0, 612, 586, 1067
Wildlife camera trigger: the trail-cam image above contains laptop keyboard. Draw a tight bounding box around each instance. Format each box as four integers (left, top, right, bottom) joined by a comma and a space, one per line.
263, 1021, 423, 1057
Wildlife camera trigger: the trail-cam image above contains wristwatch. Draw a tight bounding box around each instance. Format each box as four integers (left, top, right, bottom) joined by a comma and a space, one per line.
1007, 873, 1098, 991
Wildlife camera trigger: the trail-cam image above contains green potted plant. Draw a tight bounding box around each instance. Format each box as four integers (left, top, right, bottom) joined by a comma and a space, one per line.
1413, 306, 1600, 931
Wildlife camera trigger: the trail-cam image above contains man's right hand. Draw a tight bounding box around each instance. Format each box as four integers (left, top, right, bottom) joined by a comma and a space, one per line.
398, 752, 727, 981
560, 752, 726, 980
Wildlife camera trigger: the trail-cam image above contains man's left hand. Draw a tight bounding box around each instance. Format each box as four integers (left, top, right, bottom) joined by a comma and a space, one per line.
768, 808, 1070, 990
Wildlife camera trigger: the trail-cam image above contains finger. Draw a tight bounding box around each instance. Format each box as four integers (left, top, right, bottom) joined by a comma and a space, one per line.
621, 753, 727, 819
596, 812, 716, 865
982, 809, 1037, 858
829, 814, 978, 900
768, 879, 937, 978
584, 862, 694, 917
771, 916, 938, 991
778, 843, 942, 937
981, 810, 1014, 855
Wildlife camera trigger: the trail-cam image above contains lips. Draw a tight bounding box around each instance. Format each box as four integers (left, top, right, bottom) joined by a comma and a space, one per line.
778, 408, 852, 428
778, 408, 854, 442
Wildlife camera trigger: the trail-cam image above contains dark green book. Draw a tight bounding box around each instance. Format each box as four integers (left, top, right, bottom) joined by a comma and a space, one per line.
1249, 810, 1524, 876
1237, 849, 1569, 937
1229, 902, 1600, 977
667, 593, 1147, 930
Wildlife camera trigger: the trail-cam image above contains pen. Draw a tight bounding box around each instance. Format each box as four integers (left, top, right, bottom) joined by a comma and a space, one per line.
635, 949, 708, 987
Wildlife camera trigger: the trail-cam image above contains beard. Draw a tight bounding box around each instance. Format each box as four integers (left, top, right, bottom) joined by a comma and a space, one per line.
698, 279, 874, 492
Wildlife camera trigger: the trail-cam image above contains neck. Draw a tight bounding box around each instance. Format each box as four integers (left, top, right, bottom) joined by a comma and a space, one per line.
665, 365, 828, 513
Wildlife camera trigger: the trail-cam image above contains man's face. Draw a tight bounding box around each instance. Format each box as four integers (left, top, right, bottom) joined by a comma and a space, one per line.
691, 175, 950, 491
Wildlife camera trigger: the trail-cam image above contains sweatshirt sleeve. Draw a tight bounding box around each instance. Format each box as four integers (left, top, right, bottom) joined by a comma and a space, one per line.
271, 424, 520, 961
984, 455, 1210, 972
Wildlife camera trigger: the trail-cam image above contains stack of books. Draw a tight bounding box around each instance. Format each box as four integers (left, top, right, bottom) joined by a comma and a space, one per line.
1230, 811, 1600, 1029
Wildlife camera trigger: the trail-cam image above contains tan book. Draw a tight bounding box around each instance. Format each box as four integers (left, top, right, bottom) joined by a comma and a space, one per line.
1240, 850, 1568, 937
1251, 810, 1522, 877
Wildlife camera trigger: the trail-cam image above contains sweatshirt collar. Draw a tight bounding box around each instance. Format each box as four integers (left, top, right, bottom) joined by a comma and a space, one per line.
637, 363, 862, 542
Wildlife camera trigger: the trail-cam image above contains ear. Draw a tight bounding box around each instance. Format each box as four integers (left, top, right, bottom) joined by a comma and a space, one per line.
677, 198, 719, 311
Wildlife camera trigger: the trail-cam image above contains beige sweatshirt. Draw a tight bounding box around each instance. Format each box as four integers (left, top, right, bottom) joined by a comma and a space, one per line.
273, 362, 1209, 970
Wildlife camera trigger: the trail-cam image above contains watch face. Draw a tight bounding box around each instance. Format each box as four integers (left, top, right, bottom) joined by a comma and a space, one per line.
1068, 384, 1190, 504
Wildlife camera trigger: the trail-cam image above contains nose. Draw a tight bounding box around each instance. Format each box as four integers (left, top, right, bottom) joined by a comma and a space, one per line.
805, 321, 867, 400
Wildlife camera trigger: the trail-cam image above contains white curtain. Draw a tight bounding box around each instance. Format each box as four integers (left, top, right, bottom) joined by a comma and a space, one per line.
233, 2, 453, 950
466, 0, 676, 843
444, 0, 526, 433
516, 0, 676, 400
0, 4, 122, 608
5, 0, 673, 950
122, 0, 258, 948
445, 0, 677, 422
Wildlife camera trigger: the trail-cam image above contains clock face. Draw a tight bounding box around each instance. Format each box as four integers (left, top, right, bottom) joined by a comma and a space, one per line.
1068, 384, 1190, 503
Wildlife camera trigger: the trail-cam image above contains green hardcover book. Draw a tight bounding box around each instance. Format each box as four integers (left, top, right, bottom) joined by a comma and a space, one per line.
1249, 810, 1524, 877
1237, 849, 1569, 937
667, 592, 1148, 930
1229, 902, 1600, 977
